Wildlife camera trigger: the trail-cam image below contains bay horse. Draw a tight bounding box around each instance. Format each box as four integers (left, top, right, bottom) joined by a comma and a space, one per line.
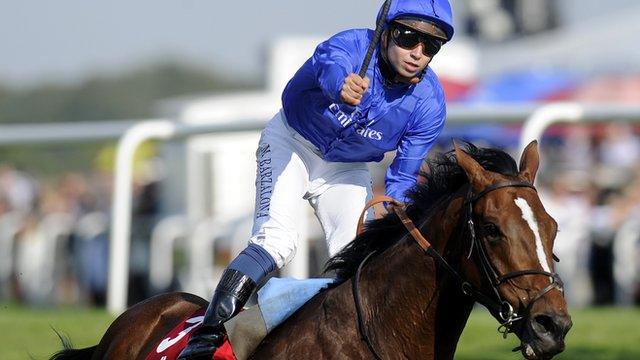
50, 141, 571, 360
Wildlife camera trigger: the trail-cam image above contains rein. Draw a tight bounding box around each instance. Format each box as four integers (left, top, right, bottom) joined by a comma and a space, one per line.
352, 182, 564, 358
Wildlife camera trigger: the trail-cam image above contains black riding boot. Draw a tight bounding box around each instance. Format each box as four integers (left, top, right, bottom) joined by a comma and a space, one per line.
177, 269, 257, 360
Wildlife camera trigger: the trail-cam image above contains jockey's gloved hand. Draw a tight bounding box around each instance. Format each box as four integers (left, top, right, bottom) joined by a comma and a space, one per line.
340, 73, 370, 106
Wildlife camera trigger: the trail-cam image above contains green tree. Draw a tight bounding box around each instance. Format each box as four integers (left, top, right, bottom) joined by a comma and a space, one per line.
0, 61, 257, 123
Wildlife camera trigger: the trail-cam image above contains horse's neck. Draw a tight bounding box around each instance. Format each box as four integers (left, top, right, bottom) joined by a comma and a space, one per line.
359, 242, 438, 357
359, 195, 474, 359
431, 196, 477, 358
433, 280, 476, 359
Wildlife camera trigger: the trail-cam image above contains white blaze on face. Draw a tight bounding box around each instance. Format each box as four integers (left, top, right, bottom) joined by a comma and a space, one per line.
514, 197, 551, 274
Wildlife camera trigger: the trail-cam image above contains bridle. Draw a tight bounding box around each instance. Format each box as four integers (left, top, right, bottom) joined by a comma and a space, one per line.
352, 180, 565, 360
462, 181, 564, 334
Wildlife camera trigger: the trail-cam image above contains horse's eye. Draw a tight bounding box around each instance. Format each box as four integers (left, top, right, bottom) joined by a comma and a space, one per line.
482, 223, 501, 240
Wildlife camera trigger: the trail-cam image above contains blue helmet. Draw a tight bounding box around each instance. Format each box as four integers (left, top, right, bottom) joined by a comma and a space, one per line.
377, 0, 454, 41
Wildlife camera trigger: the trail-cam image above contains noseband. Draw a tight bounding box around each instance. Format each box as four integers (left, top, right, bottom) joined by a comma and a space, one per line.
352, 180, 564, 359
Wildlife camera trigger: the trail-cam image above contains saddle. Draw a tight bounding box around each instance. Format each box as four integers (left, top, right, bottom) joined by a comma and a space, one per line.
146, 277, 334, 360
145, 307, 236, 360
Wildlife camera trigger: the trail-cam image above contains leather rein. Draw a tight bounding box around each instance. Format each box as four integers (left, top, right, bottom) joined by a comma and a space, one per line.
351, 181, 564, 359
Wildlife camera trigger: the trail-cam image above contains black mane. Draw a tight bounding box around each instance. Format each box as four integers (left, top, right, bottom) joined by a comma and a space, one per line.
324, 142, 519, 280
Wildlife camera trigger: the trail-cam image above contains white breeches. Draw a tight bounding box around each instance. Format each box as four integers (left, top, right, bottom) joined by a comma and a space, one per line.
249, 110, 373, 269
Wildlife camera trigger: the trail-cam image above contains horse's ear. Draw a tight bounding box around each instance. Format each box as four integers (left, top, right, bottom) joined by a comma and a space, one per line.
519, 140, 539, 184
454, 143, 492, 191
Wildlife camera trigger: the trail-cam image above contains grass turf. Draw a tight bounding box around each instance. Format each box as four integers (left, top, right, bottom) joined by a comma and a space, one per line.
457, 307, 640, 360
1, 304, 638, 359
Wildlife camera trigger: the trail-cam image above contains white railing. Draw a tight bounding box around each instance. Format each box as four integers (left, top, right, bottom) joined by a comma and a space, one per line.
0, 212, 25, 297
107, 119, 266, 313
149, 215, 188, 291
12, 212, 75, 303
519, 103, 640, 152
613, 218, 640, 305
99, 104, 640, 314
2, 104, 639, 314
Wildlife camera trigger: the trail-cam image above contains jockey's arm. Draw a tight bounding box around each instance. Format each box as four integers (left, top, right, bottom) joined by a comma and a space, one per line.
311, 30, 366, 103
385, 99, 446, 202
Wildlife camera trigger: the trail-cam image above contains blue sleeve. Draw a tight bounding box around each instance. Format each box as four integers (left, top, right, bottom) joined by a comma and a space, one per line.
311, 30, 364, 103
385, 97, 446, 203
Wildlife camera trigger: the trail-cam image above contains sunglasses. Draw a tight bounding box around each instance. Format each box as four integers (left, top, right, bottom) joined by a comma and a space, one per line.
390, 24, 443, 57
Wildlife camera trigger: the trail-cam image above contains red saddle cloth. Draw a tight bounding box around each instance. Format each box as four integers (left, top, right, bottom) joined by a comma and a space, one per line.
145, 308, 237, 360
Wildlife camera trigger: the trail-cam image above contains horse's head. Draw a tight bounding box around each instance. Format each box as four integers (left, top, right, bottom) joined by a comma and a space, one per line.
454, 141, 571, 360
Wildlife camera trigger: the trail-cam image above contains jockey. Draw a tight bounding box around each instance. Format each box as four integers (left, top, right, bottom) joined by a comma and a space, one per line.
179, 1, 454, 358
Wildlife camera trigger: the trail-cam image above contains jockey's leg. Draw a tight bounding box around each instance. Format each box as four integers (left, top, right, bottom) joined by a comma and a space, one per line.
177, 246, 271, 360
179, 111, 309, 360
309, 167, 373, 257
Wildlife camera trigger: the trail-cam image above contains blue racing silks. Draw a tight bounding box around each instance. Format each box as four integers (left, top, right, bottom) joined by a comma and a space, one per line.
282, 0, 453, 202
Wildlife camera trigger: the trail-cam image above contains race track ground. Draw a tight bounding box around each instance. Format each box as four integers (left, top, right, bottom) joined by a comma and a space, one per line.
1, 304, 638, 359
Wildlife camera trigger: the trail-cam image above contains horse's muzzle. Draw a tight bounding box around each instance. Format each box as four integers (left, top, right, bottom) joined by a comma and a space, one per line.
521, 311, 572, 359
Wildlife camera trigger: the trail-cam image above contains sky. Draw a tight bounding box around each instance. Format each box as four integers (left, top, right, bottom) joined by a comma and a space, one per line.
2, 0, 638, 88
0, 0, 384, 87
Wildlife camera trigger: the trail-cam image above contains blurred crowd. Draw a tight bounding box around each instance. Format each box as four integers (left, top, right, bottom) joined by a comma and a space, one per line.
1, 123, 639, 309
0, 163, 161, 306
539, 123, 640, 306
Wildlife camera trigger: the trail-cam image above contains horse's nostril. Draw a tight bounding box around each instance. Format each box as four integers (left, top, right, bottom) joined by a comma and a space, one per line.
534, 314, 555, 334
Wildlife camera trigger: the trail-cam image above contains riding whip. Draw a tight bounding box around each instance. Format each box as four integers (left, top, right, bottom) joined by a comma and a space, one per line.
358, 0, 392, 78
